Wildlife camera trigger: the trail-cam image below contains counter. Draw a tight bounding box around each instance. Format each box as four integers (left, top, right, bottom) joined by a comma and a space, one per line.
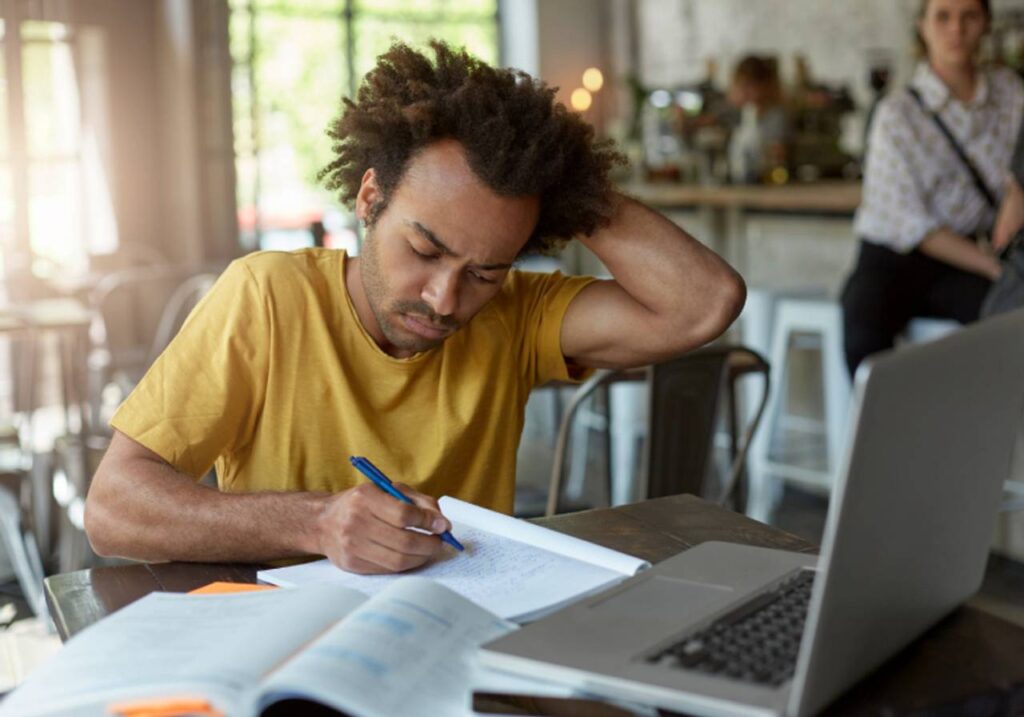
621, 180, 862, 216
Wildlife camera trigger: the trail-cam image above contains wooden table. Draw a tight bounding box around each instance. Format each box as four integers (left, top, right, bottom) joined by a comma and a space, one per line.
0, 297, 94, 431
44, 495, 1024, 716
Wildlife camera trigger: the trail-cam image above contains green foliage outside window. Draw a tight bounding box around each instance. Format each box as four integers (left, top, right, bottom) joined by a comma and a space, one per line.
229, 0, 498, 247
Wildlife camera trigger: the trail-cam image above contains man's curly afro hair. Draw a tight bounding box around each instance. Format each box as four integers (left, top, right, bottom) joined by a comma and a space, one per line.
319, 40, 625, 257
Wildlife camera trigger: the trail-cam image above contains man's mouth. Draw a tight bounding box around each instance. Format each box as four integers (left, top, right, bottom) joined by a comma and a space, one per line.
401, 313, 452, 341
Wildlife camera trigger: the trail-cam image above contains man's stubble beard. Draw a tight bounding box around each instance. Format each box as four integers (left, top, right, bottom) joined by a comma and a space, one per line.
359, 228, 456, 354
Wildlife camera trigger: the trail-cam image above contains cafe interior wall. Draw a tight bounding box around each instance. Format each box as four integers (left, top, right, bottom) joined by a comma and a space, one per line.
638, 0, 917, 110
639, 0, 1024, 107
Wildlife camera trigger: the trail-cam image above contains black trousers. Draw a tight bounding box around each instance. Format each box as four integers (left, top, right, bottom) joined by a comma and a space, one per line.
839, 240, 991, 376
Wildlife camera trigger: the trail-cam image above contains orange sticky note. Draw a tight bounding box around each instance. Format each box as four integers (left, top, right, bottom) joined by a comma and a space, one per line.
107, 696, 223, 716
187, 582, 277, 596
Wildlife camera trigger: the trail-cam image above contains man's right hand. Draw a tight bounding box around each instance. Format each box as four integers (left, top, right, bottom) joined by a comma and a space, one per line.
312, 483, 452, 574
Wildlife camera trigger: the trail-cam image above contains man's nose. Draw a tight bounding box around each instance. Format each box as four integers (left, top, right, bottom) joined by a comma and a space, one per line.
422, 269, 459, 318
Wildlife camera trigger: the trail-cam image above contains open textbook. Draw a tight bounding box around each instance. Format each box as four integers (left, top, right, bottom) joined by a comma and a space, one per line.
258, 496, 651, 622
0, 578, 516, 717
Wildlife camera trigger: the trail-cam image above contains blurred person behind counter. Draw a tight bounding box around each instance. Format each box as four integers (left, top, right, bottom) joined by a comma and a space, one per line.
726, 55, 790, 184
840, 0, 1023, 375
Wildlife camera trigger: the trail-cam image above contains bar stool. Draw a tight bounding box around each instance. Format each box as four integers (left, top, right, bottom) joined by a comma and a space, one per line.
739, 286, 829, 362
739, 285, 829, 499
748, 296, 851, 523
902, 317, 961, 345
750, 310, 969, 524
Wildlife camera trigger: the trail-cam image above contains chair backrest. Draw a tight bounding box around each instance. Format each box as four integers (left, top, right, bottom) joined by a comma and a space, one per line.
545, 345, 770, 516
644, 349, 734, 499
0, 325, 38, 447
0, 325, 37, 419
88, 265, 219, 383
146, 273, 219, 366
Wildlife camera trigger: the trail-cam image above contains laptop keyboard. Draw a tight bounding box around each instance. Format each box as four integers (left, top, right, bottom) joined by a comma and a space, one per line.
645, 570, 815, 687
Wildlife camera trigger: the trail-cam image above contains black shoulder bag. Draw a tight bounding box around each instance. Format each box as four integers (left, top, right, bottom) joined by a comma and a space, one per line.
908, 87, 1024, 318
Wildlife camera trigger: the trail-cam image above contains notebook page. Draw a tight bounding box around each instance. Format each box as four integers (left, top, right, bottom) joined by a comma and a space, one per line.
258, 519, 640, 621
257, 577, 514, 717
439, 496, 650, 575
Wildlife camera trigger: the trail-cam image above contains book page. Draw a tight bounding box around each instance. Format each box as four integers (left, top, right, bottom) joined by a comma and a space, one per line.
257, 577, 514, 717
0, 585, 365, 717
258, 498, 650, 621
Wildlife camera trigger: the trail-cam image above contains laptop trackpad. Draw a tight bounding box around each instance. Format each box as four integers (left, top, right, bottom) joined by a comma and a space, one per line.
589, 575, 733, 626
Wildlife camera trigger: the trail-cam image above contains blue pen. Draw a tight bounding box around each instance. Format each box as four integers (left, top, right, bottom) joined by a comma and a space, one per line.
349, 456, 465, 552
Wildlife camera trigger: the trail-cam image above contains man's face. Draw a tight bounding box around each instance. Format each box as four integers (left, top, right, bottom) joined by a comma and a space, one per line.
353, 140, 540, 358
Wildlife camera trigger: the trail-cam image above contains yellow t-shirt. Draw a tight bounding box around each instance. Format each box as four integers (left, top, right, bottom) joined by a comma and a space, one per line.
110, 249, 594, 513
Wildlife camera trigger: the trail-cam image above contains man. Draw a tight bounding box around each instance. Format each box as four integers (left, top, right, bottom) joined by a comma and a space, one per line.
84, 41, 744, 575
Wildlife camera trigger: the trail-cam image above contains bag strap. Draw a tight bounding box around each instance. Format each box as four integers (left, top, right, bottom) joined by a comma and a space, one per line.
907, 86, 999, 210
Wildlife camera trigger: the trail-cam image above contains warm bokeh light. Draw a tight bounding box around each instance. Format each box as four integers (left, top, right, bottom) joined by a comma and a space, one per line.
570, 88, 593, 112
582, 67, 604, 92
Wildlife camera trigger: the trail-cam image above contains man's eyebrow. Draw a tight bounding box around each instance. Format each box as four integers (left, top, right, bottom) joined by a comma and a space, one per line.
408, 221, 513, 271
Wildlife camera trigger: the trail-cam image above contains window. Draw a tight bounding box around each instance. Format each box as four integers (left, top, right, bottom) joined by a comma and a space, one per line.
22, 21, 84, 273
0, 18, 11, 267
229, 0, 500, 254
1, 5, 117, 284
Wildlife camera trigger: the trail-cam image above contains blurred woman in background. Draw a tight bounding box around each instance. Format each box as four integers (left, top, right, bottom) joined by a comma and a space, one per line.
840, 0, 1023, 375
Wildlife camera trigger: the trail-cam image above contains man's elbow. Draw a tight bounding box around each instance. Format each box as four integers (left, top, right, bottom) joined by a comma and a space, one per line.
643, 270, 745, 362
691, 268, 746, 346
83, 474, 122, 558
715, 268, 747, 330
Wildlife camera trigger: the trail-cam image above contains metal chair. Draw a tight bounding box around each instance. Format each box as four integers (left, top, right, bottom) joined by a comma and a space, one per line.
48, 268, 220, 574
0, 322, 49, 618
145, 273, 218, 366
545, 345, 770, 517
85, 265, 221, 435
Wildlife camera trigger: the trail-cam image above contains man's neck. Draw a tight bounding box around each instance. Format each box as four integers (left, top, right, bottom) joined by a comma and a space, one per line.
343, 256, 405, 358
930, 60, 978, 104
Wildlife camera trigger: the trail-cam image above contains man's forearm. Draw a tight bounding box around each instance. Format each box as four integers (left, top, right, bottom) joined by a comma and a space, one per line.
85, 448, 327, 563
918, 228, 1001, 280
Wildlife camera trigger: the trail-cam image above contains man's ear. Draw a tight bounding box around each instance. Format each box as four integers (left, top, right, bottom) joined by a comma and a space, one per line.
355, 168, 378, 224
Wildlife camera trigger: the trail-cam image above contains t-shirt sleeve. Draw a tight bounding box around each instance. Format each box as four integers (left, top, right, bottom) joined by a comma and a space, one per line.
853, 99, 940, 252
499, 270, 597, 387
109, 259, 270, 478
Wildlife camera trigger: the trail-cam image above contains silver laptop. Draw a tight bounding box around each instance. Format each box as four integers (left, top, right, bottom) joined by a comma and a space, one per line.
479, 308, 1024, 717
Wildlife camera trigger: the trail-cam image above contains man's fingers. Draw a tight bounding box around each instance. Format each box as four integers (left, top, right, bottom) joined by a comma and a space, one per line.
324, 507, 438, 573
366, 512, 443, 558
392, 482, 451, 534
342, 485, 447, 550
362, 482, 450, 534
318, 486, 450, 575
392, 482, 441, 511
